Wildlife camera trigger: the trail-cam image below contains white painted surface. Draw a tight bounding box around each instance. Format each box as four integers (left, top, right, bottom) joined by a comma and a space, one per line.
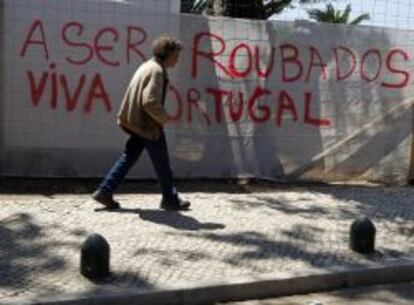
1, 0, 413, 183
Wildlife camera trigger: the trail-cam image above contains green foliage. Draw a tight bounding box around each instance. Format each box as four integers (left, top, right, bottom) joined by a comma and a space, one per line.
308, 4, 370, 24
188, 0, 334, 19
184, 0, 366, 22
192, 0, 208, 14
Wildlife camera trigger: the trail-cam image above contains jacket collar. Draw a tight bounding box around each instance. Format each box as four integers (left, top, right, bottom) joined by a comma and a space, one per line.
152, 57, 165, 68
151, 57, 168, 80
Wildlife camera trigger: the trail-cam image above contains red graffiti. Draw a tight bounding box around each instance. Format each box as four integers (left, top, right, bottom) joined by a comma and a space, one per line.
84, 74, 112, 113
304, 92, 330, 126
276, 90, 299, 126
167, 85, 184, 122
191, 31, 411, 87
18, 19, 412, 128
204, 88, 245, 123
280, 44, 304, 82
60, 74, 86, 111
22, 20, 148, 66
229, 43, 253, 78
186, 88, 212, 125
127, 26, 147, 64
27, 64, 111, 113
94, 27, 120, 67
192, 32, 233, 79
255, 46, 276, 78
205, 87, 227, 123
381, 49, 411, 88
168, 86, 331, 127
334, 46, 356, 81
229, 91, 245, 122
306, 46, 328, 81
61, 22, 94, 65
62, 22, 147, 66
20, 20, 50, 60
360, 49, 382, 82
248, 86, 272, 123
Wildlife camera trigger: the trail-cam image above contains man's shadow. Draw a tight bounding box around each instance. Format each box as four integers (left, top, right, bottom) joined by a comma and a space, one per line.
95, 207, 226, 231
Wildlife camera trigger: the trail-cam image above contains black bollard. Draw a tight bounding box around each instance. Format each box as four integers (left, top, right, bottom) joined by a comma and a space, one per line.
349, 216, 376, 254
80, 233, 110, 279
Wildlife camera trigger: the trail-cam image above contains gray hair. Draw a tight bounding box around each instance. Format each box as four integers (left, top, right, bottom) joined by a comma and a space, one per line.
152, 35, 183, 62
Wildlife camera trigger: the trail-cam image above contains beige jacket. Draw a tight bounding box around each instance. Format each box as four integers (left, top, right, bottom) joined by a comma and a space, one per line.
117, 59, 169, 141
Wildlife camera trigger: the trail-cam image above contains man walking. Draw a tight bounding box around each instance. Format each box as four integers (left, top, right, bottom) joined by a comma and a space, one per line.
92, 35, 190, 211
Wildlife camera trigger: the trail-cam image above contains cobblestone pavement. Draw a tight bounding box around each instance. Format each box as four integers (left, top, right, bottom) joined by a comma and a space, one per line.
0, 179, 413, 303
221, 282, 414, 305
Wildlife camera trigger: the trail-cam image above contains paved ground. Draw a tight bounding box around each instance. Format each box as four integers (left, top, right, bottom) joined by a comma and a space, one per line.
1, 179, 413, 304
221, 282, 414, 305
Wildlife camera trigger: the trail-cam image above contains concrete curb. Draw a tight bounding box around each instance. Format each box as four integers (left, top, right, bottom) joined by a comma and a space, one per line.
13, 258, 414, 305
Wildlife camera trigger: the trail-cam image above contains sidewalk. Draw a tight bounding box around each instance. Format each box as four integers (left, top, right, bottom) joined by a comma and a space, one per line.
1, 179, 413, 304
221, 282, 414, 305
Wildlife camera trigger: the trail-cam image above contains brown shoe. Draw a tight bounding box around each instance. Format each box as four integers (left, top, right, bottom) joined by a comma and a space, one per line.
92, 190, 120, 210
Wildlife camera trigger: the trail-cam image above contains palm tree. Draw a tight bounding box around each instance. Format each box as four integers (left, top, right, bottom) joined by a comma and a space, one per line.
308, 4, 370, 25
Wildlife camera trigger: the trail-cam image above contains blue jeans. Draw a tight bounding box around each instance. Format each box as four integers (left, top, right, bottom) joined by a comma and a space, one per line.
98, 132, 174, 198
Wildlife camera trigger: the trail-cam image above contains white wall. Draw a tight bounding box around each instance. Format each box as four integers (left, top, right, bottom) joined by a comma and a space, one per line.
1, 0, 413, 184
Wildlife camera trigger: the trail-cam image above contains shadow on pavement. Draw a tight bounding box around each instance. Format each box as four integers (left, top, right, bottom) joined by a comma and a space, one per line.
0, 212, 153, 299
168, 230, 371, 273
0, 213, 72, 291
95, 207, 226, 231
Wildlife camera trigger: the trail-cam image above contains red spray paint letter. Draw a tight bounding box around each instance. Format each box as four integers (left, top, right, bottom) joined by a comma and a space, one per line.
334, 46, 356, 81
304, 92, 330, 127
84, 74, 112, 113
20, 20, 49, 60
280, 44, 303, 82
62, 22, 94, 65
192, 32, 232, 79
381, 49, 411, 89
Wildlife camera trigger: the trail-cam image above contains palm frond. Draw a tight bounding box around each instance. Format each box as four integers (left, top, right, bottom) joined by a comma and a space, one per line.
192, 0, 208, 14
308, 3, 370, 25
341, 4, 352, 23
264, 0, 293, 19
350, 14, 370, 25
